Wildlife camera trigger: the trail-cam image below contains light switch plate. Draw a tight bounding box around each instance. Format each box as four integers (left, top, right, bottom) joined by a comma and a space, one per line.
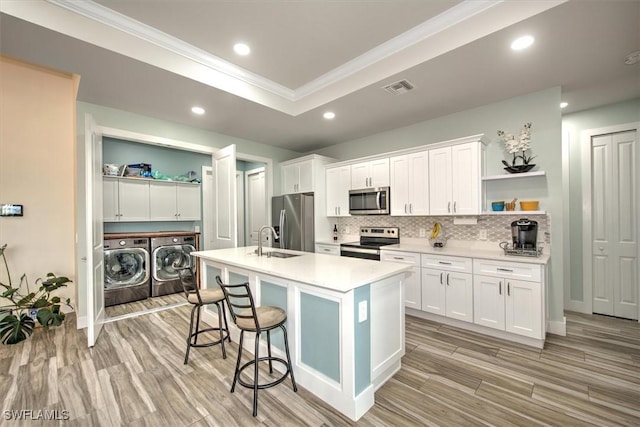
358, 301, 367, 322
419, 228, 426, 237
479, 229, 487, 240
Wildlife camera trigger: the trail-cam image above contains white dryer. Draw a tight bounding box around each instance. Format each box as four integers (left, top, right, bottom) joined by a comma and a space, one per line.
150, 235, 197, 297
104, 237, 151, 307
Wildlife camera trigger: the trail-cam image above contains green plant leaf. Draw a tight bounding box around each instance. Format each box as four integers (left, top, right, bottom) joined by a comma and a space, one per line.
0, 313, 35, 344
16, 292, 36, 307
37, 307, 65, 328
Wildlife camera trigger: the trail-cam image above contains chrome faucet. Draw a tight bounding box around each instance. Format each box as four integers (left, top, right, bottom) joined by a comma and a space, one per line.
257, 225, 279, 256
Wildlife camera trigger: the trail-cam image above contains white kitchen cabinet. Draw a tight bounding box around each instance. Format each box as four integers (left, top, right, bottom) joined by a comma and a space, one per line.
325, 165, 351, 217
381, 250, 421, 309
429, 141, 482, 215
351, 158, 389, 189
389, 151, 429, 216
473, 259, 544, 339
315, 243, 340, 256
421, 254, 473, 322
149, 181, 201, 221
282, 159, 313, 194
103, 177, 150, 222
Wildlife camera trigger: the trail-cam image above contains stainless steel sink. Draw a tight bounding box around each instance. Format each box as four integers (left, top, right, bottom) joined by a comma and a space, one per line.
266, 251, 301, 259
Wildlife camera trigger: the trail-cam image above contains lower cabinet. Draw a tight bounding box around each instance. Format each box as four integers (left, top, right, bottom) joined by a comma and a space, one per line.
421, 254, 473, 323
315, 243, 340, 256
381, 250, 421, 310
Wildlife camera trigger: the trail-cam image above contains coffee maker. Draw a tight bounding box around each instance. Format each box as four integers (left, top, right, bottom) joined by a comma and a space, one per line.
511, 218, 538, 249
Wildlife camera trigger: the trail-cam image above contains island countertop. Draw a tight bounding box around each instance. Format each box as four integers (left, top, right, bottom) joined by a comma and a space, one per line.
191, 246, 410, 293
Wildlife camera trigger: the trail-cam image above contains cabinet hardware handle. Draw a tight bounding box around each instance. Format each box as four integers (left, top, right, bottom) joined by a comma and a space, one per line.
409, 204, 413, 214
404, 204, 407, 214
446, 273, 450, 286
497, 268, 513, 272
393, 257, 404, 260
453, 201, 457, 213
438, 261, 452, 265
499, 281, 502, 295
338, 207, 340, 215
440, 272, 443, 285
507, 283, 511, 296
448, 202, 451, 213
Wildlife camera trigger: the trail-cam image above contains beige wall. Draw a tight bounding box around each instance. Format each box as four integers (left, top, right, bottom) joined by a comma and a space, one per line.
0, 56, 79, 308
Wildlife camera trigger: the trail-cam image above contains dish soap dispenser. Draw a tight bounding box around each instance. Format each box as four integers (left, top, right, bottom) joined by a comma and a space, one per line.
333, 224, 338, 241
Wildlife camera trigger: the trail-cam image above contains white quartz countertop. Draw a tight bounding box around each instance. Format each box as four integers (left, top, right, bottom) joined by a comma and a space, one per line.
192, 246, 411, 293
381, 239, 550, 265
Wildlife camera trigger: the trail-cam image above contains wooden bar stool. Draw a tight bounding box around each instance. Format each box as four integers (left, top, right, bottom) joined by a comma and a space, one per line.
215, 276, 297, 417
175, 266, 230, 364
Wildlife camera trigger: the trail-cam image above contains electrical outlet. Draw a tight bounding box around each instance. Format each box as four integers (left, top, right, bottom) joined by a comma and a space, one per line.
358, 301, 368, 322
194, 225, 200, 233
479, 229, 487, 240
345, 226, 351, 234
419, 228, 426, 237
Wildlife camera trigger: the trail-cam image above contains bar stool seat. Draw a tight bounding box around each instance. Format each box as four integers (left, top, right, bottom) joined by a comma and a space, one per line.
216, 276, 297, 417
176, 266, 230, 364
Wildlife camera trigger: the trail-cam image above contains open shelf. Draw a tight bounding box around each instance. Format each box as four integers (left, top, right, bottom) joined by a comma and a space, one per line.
482, 171, 546, 181
482, 210, 546, 215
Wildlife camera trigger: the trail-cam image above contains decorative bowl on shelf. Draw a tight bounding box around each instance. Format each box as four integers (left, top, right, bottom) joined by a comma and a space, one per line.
504, 164, 535, 174
520, 200, 539, 211
491, 201, 505, 211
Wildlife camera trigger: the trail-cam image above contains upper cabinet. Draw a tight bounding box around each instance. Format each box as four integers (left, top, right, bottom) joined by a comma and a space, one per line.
103, 177, 150, 222
326, 165, 351, 217
429, 141, 483, 216
149, 181, 201, 221
280, 155, 334, 195
351, 158, 389, 189
390, 151, 429, 216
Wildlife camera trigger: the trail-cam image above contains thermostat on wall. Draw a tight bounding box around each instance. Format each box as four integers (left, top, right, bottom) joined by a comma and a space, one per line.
0, 204, 23, 217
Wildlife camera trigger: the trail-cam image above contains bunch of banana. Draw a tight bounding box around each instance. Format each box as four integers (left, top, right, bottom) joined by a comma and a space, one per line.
429, 222, 442, 239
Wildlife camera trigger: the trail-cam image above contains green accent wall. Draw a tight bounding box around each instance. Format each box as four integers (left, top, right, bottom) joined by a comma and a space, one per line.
300, 292, 340, 382
354, 285, 371, 395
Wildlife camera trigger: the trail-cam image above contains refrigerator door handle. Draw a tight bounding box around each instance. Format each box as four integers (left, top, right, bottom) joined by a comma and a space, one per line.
279, 209, 286, 249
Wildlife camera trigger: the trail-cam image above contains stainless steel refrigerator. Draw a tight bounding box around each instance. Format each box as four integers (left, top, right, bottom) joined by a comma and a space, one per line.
272, 193, 314, 252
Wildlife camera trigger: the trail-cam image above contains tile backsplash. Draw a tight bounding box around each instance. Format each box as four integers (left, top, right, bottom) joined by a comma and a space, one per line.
335, 215, 549, 245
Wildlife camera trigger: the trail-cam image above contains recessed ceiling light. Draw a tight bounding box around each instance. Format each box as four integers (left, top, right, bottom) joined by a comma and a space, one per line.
511, 35, 534, 51
560, 102, 568, 109
323, 111, 336, 120
191, 106, 205, 115
233, 43, 251, 56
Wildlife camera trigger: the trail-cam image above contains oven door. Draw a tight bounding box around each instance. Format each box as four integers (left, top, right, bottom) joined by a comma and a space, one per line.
340, 245, 380, 260
349, 187, 390, 215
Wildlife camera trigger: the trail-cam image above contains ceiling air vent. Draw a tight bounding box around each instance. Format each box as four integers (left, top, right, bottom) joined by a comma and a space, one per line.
383, 79, 415, 95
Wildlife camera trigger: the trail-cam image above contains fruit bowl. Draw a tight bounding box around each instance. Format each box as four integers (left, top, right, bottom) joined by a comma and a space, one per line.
520, 200, 539, 211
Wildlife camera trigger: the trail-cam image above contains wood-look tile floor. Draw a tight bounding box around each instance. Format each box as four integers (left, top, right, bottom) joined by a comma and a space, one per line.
1, 305, 638, 426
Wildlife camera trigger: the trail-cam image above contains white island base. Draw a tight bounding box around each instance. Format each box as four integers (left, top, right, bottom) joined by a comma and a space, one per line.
192, 247, 409, 421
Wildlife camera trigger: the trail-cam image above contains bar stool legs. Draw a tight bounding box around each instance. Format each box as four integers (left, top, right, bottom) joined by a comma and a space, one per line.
184, 299, 229, 364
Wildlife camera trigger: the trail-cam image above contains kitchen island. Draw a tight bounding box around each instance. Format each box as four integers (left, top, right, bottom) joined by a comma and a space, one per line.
192, 247, 410, 421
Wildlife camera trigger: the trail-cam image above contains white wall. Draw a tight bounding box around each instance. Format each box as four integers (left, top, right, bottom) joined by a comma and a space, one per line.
314, 87, 565, 324
0, 56, 79, 309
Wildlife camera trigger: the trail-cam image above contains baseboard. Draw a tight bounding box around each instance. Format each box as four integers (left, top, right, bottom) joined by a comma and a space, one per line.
76, 315, 87, 329
547, 316, 567, 336
565, 299, 589, 313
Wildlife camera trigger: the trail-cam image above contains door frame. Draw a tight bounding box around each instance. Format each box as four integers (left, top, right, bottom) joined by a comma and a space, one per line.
80, 124, 273, 328
581, 121, 640, 320
245, 166, 267, 246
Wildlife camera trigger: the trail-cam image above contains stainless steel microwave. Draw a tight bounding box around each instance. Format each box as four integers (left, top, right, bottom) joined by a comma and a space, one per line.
349, 187, 390, 215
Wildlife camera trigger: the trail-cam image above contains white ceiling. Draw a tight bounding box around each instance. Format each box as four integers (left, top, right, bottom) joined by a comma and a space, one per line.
1, 0, 639, 153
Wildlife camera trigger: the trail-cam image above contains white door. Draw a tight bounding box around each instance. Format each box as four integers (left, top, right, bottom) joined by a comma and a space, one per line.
370, 158, 390, 187
473, 274, 505, 330
236, 172, 245, 246
591, 131, 638, 319
202, 166, 214, 250
505, 279, 542, 339
246, 168, 266, 246
429, 147, 452, 215
408, 151, 429, 215
212, 145, 237, 249
451, 142, 480, 215
421, 268, 446, 315
445, 272, 473, 323
85, 114, 105, 347
389, 155, 409, 215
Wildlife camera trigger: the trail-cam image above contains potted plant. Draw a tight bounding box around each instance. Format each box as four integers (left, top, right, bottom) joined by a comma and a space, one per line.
0, 244, 72, 344
497, 122, 536, 173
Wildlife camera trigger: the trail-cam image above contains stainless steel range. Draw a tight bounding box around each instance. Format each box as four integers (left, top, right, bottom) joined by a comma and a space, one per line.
340, 226, 399, 260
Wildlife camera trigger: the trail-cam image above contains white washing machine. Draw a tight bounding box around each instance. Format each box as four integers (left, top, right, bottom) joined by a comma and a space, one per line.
104, 237, 151, 307
150, 235, 197, 297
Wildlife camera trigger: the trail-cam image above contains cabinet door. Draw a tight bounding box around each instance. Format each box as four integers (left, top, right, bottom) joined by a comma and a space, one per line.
408, 151, 429, 215
370, 158, 390, 187
421, 268, 446, 315
281, 163, 300, 194
103, 178, 119, 222
451, 142, 480, 215
315, 244, 340, 256
149, 181, 177, 221
473, 274, 506, 330
505, 279, 543, 339
389, 155, 409, 215
297, 159, 314, 193
445, 272, 473, 323
118, 179, 150, 221
326, 166, 351, 216
351, 161, 370, 189
404, 266, 422, 310
428, 147, 452, 215
177, 183, 201, 220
